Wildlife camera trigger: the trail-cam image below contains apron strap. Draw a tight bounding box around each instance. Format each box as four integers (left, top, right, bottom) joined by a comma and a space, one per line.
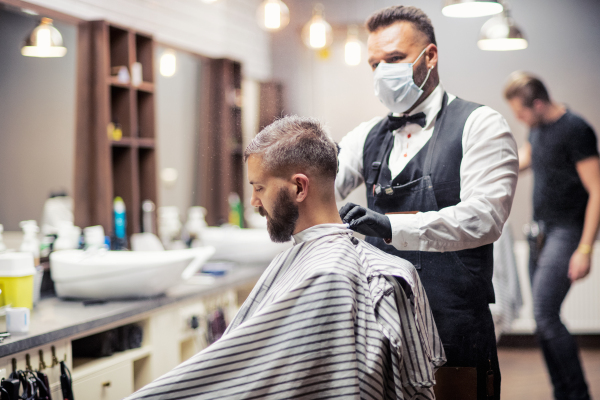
423, 91, 449, 176
365, 118, 395, 186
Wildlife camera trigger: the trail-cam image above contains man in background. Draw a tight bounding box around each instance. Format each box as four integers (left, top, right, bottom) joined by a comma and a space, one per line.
505, 71, 600, 400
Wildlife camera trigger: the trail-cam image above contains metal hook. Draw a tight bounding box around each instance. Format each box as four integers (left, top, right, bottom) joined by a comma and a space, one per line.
25, 354, 32, 371
51, 345, 59, 367
38, 349, 46, 371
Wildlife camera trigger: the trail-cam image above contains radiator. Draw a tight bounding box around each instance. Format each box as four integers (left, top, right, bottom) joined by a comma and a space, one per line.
509, 240, 600, 334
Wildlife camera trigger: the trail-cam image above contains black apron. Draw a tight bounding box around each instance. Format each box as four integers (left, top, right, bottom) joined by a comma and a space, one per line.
362, 93, 500, 399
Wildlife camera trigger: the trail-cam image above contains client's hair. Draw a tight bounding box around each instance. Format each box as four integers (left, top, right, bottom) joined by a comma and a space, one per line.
244, 115, 338, 181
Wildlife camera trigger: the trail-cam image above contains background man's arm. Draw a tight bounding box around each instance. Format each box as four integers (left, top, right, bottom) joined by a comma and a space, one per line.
569, 156, 600, 282
519, 142, 532, 172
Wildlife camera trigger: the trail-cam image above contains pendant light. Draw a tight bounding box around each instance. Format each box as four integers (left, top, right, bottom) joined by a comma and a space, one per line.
256, 0, 290, 31
442, 0, 503, 18
302, 4, 333, 50
160, 49, 177, 77
21, 18, 67, 58
477, 6, 528, 51
344, 25, 361, 66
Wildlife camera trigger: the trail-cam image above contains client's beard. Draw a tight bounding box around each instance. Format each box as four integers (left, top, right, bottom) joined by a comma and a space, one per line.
258, 188, 299, 243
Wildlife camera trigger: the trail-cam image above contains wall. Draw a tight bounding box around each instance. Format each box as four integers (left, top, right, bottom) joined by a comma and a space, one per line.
155, 46, 202, 217
24, 0, 273, 81
0, 9, 77, 230
271, 0, 600, 237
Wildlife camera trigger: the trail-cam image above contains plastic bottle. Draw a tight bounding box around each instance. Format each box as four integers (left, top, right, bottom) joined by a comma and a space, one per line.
228, 193, 244, 228
19, 220, 40, 265
113, 197, 127, 250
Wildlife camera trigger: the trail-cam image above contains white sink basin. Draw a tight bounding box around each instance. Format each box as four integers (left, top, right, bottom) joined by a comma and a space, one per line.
50, 247, 215, 300
202, 227, 291, 264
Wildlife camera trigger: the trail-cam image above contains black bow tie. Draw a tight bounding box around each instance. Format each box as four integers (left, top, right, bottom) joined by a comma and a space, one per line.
385, 112, 427, 132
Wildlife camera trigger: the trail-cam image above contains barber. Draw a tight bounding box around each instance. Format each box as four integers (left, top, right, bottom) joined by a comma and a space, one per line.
337, 6, 518, 400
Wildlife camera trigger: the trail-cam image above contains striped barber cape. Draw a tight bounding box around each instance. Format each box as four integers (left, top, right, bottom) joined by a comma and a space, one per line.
126, 224, 445, 400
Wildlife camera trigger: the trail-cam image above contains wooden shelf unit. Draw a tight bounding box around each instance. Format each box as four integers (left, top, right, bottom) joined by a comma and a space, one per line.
74, 21, 158, 241
198, 58, 245, 226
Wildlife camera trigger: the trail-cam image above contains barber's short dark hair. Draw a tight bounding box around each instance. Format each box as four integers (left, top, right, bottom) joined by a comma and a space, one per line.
504, 71, 550, 107
244, 115, 338, 181
366, 5, 436, 46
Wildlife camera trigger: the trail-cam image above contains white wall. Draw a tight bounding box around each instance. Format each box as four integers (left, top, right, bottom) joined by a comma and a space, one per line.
0, 10, 77, 230
25, 0, 273, 80
271, 0, 600, 236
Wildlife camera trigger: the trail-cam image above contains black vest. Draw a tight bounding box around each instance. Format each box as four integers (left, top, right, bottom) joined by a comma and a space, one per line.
362, 94, 495, 306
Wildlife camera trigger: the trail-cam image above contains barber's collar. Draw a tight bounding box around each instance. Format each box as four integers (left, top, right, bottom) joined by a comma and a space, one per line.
391, 83, 445, 130
292, 223, 352, 245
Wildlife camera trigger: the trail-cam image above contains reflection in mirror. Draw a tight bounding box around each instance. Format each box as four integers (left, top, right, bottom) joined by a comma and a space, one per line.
155, 46, 203, 219
0, 8, 76, 231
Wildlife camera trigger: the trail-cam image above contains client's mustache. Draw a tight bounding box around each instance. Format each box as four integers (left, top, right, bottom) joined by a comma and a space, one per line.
258, 206, 268, 217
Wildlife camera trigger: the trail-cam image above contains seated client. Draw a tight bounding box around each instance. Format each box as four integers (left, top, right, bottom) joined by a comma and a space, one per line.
126, 115, 445, 400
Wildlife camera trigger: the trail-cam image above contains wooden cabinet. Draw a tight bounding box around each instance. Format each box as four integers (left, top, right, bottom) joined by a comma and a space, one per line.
74, 21, 157, 240
198, 59, 245, 226
73, 361, 134, 400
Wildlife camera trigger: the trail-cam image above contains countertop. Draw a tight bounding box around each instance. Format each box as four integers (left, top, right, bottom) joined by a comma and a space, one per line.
0, 264, 266, 358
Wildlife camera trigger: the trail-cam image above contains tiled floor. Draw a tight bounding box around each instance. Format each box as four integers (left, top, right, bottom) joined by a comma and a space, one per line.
498, 347, 600, 399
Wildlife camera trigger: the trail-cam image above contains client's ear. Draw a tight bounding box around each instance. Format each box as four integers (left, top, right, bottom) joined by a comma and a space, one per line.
292, 174, 309, 203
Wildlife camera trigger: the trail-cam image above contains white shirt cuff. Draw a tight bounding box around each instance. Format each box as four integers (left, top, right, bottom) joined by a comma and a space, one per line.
387, 213, 423, 251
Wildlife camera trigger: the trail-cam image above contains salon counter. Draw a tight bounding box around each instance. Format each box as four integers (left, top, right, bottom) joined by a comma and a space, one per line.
0, 264, 267, 399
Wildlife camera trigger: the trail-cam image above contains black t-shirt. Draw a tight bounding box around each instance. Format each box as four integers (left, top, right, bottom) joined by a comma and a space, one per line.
530, 110, 599, 226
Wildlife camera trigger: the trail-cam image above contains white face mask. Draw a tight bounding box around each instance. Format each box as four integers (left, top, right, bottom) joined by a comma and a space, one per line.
373, 47, 433, 114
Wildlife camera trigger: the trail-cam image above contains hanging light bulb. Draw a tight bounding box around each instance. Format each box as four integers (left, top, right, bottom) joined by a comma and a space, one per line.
344, 25, 362, 66
21, 18, 67, 58
477, 7, 528, 51
442, 0, 503, 18
160, 49, 177, 77
302, 4, 333, 50
256, 0, 290, 31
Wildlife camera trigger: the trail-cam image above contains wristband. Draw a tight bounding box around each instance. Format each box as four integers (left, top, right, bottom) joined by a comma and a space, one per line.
578, 244, 593, 255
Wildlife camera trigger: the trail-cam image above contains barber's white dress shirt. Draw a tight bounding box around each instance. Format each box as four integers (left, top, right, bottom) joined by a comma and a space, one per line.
336, 84, 519, 252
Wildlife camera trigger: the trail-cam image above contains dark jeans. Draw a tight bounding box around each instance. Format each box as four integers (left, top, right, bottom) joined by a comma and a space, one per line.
528, 223, 590, 400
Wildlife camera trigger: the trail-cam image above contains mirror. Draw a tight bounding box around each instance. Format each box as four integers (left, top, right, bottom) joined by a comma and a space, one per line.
0, 7, 77, 231
154, 46, 204, 217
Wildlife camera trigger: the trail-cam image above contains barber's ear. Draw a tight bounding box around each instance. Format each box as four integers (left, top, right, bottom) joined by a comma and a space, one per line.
292, 174, 309, 203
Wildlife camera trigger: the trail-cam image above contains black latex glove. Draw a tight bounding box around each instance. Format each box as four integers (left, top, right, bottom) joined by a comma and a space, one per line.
339, 202, 392, 239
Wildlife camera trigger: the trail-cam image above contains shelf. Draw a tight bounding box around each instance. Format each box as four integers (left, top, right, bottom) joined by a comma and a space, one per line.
137, 138, 155, 148
135, 34, 154, 83
137, 91, 155, 138
136, 81, 154, 93
110, 86, 132, 138
72, 345, 153, 380
111, 137, 133, 147
108, 76, 130, 88
109, 26, 129, 70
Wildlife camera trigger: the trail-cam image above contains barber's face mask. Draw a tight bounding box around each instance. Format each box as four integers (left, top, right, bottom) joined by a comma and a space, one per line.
373, 47, 433, 114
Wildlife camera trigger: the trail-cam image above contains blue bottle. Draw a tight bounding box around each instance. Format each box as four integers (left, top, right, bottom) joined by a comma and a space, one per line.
113, 196, 127, 250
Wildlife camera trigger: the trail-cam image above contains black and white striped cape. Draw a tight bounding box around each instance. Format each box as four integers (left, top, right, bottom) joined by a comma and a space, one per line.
127, 224, 445, 400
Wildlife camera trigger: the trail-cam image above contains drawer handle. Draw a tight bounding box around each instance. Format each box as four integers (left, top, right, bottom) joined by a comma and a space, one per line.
102, 381, 111, 388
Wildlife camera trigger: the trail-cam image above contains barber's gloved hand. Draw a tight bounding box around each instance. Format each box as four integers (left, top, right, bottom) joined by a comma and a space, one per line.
339, 202, 392, 240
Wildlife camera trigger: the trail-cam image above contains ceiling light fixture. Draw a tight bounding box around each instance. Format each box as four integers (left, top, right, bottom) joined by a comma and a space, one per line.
477, 6, 528, 51
442, 0, 503, 18
344, 25, 361, 66
302, 4, 333, 50
21, 18, 67, 58
160, 49, 177, 77
256, 0, 290, 31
